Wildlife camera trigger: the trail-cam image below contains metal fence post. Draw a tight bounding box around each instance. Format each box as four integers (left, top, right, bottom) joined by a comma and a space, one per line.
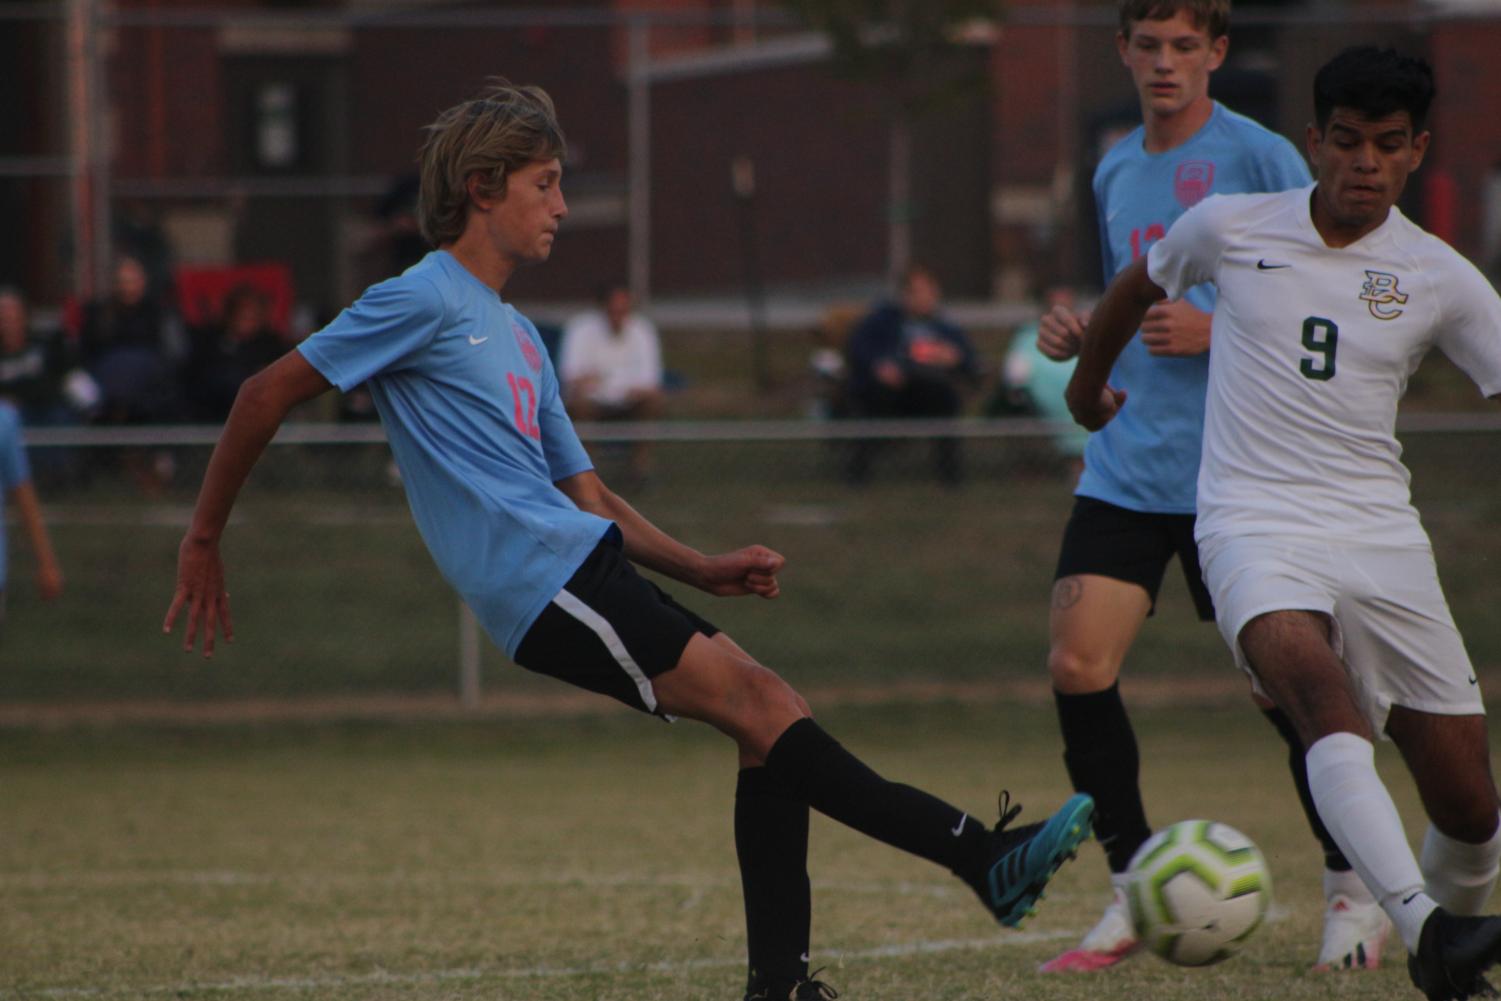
458, 600, 481, 708
627, 16, 651, 305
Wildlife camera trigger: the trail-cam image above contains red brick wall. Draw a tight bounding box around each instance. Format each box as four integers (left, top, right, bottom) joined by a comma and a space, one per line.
1429, 19, 1501, 259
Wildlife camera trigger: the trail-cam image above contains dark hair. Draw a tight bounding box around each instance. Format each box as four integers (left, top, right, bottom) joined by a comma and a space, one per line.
1313, 46, 1435, 132
594, 282, 630, 305
222, 282, 269, 320
902, 263, 938, 288
1118, 1, 1229, 41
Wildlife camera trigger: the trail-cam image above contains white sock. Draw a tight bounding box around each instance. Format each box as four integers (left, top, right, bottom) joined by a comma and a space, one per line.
1421, 817, 1501, 915
1306, 732, 1436, 951
1324, 864, 1377, 905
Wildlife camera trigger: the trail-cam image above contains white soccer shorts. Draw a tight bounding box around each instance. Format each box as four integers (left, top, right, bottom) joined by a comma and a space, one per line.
1198, 535, 1484, 734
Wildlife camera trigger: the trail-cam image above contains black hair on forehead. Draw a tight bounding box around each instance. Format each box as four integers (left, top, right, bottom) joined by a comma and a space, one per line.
1314, 46, 1434, 133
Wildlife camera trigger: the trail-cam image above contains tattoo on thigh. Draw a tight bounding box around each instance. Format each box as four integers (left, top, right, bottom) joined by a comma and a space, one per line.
1053, 577, 1083, 611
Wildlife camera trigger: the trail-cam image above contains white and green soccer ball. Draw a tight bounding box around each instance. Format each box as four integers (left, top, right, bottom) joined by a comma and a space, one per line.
1125, 819, 1271, 967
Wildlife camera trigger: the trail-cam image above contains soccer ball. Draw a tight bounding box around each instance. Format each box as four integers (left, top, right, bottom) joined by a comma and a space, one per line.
1125, 819, 1271, 966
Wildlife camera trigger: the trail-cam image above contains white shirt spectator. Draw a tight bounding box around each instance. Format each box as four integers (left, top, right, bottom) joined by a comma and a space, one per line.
559, 305, 663, 409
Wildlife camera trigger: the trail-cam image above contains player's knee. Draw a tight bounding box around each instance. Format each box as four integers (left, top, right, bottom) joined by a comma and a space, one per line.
1047, 646, 1119, 694
734, 661, 808, 723
1423, 773, 1501, 843
1432, 802, 1501, 845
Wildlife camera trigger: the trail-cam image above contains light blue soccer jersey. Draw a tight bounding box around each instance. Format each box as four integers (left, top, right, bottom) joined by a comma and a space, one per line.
0, 402, 31, 592
299, 251, 608, 656
1079, 102, 1310, 512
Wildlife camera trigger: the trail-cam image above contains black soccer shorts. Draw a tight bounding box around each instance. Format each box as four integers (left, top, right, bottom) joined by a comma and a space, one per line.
513, 528, 719, 716
1054, 495, 1215, 621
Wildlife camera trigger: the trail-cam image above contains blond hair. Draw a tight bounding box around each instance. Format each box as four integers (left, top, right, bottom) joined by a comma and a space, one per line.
416, 79, 567, 247
1118, 0, 1230, 40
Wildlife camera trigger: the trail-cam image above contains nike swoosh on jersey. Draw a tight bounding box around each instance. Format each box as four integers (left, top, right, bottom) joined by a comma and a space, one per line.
1256, 260, 1291, 270
951, 813, 968, 836
468, 335, 490, 345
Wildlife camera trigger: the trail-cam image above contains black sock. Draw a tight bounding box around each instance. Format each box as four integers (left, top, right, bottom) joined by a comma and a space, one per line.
735, 767, 811, 990
1261, 706, 1351, 871
1055, 684, 1151, 873
763, 718, 987, 883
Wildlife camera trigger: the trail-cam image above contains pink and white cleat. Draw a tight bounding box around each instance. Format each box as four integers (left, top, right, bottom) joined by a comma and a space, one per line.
1312, 889, 1391, 971
1039, 881, 1142, 973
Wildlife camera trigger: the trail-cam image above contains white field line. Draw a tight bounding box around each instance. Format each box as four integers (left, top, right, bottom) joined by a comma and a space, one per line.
20, 930, 1079, 999
0, 869, 966, 899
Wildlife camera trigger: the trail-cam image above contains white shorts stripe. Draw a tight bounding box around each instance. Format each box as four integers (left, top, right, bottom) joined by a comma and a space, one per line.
552, 589, 659, 712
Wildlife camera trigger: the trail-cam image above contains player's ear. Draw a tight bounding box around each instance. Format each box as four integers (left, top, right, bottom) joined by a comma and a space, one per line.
1207, 33, 1228, 71
1305, 123, 1322, 165
1410, 130, 1431, 171
1116, 30, 1130, 66
465, 170, 506, 211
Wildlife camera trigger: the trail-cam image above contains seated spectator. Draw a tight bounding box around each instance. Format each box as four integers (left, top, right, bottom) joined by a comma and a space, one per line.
989, 287, 1088, 474
184, 283, 287, 422
0, 287, 94, 427
559, 283, 665, 480
0, 400, 63, 630
807, 303, 860, 420
79, 253, 183, 425
844, 264, 980, 484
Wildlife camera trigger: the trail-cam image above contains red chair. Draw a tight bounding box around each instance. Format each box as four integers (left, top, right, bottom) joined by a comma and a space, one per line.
174, 262, 296, 336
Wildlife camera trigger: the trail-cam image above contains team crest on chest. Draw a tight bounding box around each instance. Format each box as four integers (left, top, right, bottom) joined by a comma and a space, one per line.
1174, 161, 1215, 208
512, 320, 544, 373
1360, 271, 1409, 320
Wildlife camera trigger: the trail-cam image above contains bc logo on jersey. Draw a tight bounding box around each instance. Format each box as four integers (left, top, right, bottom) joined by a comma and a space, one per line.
512, 320, 544, 373
1174, 161, 1216, 208
1360, 271, 1409, 320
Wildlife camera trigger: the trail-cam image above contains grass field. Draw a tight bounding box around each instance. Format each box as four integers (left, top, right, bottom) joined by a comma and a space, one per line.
2, 333, 1498, 998
0, 698, 1469, 1000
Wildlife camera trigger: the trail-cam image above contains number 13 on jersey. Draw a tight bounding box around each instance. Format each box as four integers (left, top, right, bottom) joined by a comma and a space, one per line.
506, 372, 542, 438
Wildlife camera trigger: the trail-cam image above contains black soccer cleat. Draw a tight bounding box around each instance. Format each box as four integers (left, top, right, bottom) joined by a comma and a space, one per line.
1408, 908, 1501, 1001
744, 969, 839, 1001
970, 790, 1094, 928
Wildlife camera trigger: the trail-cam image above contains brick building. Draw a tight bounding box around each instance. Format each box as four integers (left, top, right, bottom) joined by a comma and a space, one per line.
7, 0, 1500, 314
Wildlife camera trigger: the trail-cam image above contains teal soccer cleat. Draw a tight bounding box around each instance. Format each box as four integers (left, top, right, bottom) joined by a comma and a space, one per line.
976, 791, 1095, 927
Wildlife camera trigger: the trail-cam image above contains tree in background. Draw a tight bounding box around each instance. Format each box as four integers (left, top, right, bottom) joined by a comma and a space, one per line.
781, 0, 1000, 281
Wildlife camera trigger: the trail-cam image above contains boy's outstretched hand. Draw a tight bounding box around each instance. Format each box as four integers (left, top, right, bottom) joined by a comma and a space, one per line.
163, 536, 234, 658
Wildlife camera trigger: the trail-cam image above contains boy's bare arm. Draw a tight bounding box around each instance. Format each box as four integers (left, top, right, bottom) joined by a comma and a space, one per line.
164, 351, 333, 656
9, 481, 62, 600
555, 469, 783, 599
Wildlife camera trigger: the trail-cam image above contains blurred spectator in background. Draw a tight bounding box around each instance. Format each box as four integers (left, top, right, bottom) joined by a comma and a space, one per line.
0, 287, 97, 486
114, 200, 176, 303
0, 286, 97, 428
373, 173, 428, 279
184, 283, 287, 422
0, 400, 63, 627
807, 303, 860, 420
80, 254, 183, 425
844, 264, 980, 484
80, 254, 185, 494
988, 287, 1088, 474
560, 283, 665, 482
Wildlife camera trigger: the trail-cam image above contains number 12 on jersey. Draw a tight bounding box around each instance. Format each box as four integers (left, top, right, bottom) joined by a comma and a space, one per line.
506, 372, 542, 439
1300, 317, 1338, 381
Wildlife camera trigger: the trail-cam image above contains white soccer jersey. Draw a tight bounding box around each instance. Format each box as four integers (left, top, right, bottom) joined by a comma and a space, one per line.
1147, 184, 1501, 546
